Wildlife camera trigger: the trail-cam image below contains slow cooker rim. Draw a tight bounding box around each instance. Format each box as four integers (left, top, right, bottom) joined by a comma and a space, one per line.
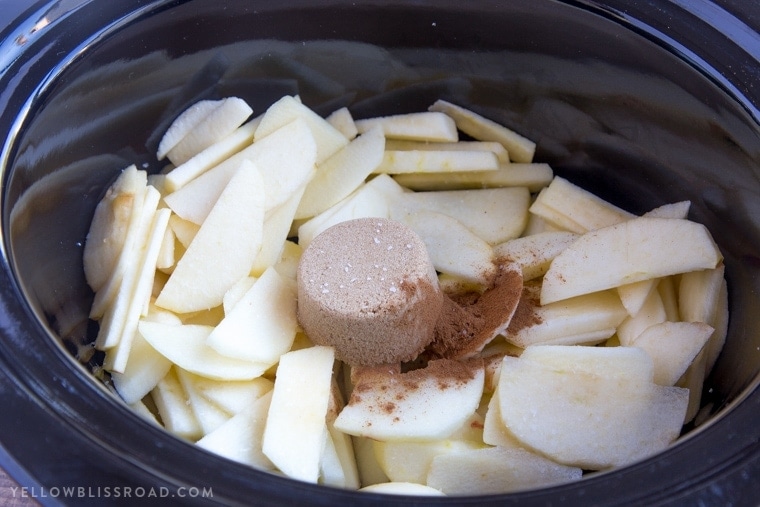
0, 0, 759, 504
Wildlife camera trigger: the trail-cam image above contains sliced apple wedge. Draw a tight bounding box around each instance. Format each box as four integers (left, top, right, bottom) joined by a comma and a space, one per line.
541, 217, 723, 305
505, 282, 627, 348
83, 164, 147, 292
393, 163, 553, 193
191, 376, 273, 416
617, 279, 657, 316
374, 149, 499, 174
157, 100, 219, 160
400, 210, 495, 285
428, 100, 535, 162
616, 286, 667, 346
355, 111, 458, 142
139, 321, 272, 380
326, 106, 358, 140
529, 176, 634, 234
156, 160, 265, 313
206, 267, 298, 364
359, 482, 444, 496
250, 185, 306, 276
295, 126, 385, 220
679, 264, 726, 324
373, 438, 482, 485
493, 230, 578, 280
385, 139, 510, 163
633, 321, 714, 386
175, 368, 233, 435
497, 346, 689, 470
262, 346, 335, 483
643, 200, 691, 219
111, 328, 173, 405
334, 359, 484, 441
165, 97, 253, 167
254, 95, 347, 164
427, 446, 582, 495
151, 367, 202, 440
390, 187, 530, 245
196, 391, 275, 471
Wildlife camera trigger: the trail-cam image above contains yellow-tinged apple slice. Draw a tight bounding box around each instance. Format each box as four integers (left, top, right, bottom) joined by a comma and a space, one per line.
334, 359, 484, 441
616, 286, 667, 346
296, 126, 385, 219
111, 328, 173, 405
483, 382, 524, 448
391, 187, 530, 245
155, 224, 175, 271
355, 111, 458, 142
705, 278, 729, 376
196, 391, 275, 471
262, 346, 335, 483
156, 160, 265, 313
326, 106, 358, 140
139, 321, 272, 380
617, 279, 657, 316
497, 347, 689, 469
658, 276, 681, 321
222, 276, 256, 315
633, 321, 713, 386
297, 174, 405, 249
164, 118, 317, 224
493, 231, 578, 281
678, 349, 708, 424
163, 119, 259, 193
529, 176, 634, 234
251, 185, 306, 276
353, 436, 390, 487
373, 438, 482, 485
541, 217, 723, 305
206, 267, 298, 364
679, 264, 725, 324
167, 214, 199, 248
165, 97, 253, 167
157, 100, 219, 159
323, 379, 360, 489
385, 139, 510, 163
393, 163, 553, 193
428, 100, 535, 162
400, 210, 495, 285
426, 446, 582, 495
83, 164, 147, 292
93, 186, 162, 348
175, 368, 233, 435
505, 282, 627, 348
273, 240, 302, 281
151, 367, 202, 440
374, 150, 499, 174
192, 376, 273, 416
359, 482, 444, 496
254, 95, 347, 164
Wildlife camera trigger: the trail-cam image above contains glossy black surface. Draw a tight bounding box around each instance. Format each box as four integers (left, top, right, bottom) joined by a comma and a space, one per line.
0, 0, 759, 505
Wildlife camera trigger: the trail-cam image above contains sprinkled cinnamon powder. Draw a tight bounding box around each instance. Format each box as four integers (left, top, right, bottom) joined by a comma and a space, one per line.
506, 280, 544, 334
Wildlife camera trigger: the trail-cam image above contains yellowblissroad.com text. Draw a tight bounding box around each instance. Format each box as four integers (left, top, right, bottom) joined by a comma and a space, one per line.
8, 485, 213, 500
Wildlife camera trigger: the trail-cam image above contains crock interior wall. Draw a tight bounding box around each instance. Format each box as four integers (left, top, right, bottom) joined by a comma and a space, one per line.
5, 0, 760, 436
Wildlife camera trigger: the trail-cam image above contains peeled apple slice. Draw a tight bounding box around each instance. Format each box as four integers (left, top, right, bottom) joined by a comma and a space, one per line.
157, 100, 219, 160
355, 111, 458, 142
541, 217, 723, 305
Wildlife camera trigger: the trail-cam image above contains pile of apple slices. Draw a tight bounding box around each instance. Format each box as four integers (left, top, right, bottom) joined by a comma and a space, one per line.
83, 94, 727, 495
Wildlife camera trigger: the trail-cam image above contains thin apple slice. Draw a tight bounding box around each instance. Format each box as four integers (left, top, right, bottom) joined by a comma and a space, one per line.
156, 160, 265, 313
373, 438, 482, 485
529, 176, 634, 234
428, 100, 535, 162
400, 210, 495, 285
643, 200, 691, 219
355, 111, 458, 142
385, 139, 510, 163
168, 214, 199, 248
222, 276, 257, 315
196, 391, 275, 471
493, 231, 578, 280
705, 279, 729, 375
616, 286, 667, 346
192, 376, 273, 416
151, 367, 202, 440
427, 446, 582, 495
390, 187, 530, 245
163, 119, 259, 193
83, 164, 147, 292
393, 163, 553, 193
483, 382, 524, 448
295, 126, 385, 220
497, 347, 689, 469
353, 436, 390, 487
541, 217, 723, 305
617, 279, 657, 316
633, 321, 713, 386
359, 483, 444, 495
139, 321, 272, 380
175, 368, 233, 435
324, 379, 360, 489
505, 282, 627, 348
297, 174, 404, 249
251, 185, 306, 276
334, 359, 484, 441
326, 106, 358, 140
374, 150, 499, 174
254, 95, 347, 164
273, 240, 302, 282
165, 97, 253, 166
262, 346, 335, 483
157, 100, 219, 159
206, 267, 298, 364
658, 276, 681, 321
679, 264, 725, 324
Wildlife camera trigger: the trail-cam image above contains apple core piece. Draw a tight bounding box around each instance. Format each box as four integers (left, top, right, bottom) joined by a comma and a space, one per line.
297, 217, 444, 366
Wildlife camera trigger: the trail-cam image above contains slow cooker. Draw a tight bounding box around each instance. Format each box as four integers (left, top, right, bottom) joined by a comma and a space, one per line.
0, 0, 758, 505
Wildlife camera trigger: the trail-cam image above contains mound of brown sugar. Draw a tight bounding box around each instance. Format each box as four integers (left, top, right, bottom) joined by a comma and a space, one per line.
297, 218, 444, 366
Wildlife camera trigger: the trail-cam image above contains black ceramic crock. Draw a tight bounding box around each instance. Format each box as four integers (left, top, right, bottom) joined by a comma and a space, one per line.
0, 0, 759, 505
